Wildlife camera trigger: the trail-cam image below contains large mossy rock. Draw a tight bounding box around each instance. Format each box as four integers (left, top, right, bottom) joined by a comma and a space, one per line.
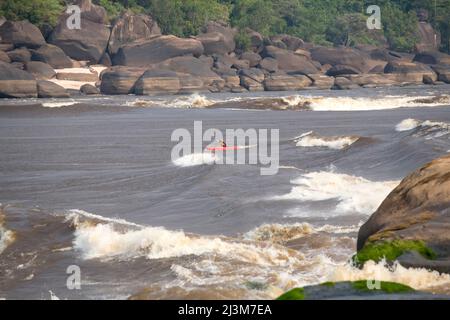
0, 61, 37, 98
112, 35, 204, 67
108, 12, 161, 56
357, 154, 450, 273
277, 281, 448, 300
48, 0, 110, 63
0, 21, 46, 49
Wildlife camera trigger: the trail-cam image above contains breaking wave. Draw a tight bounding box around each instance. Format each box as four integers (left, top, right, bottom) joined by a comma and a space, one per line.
295, 131, 360, 150
172, 153, 217, 167
272, 171, 399, 216
0, 206, 15, 255
330, 260, 450, 291
396, 118, 450, 139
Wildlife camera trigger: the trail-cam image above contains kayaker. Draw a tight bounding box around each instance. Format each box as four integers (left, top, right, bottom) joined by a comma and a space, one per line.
219, 140, 227, 147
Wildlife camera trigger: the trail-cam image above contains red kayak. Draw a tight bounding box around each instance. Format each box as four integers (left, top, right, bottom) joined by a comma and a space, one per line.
206, 145, 256, 151
206, 146, 240, 151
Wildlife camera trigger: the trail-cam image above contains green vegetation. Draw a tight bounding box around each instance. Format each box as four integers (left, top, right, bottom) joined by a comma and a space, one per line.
234, 30, 252, 52
1, 0, 449, 53
276, 287, 305, 300
320, 281, 336, 287
353, 240, 437, 266
351, 280, 414, 293
0, 0, 63, 28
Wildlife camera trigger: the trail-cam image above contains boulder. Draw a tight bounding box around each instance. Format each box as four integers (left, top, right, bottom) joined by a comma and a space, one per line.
263, 46, 318, 75
344, 74, 397, 87
268, 34, 304, 51
30, 44, 73, 69
326, 64, 361, 76
0, 16, 5, 27
10, 62, 25, 70
0, 21, 46, 48
49, 0, 110, 63
263, 74, 312, 91
80, 83, 100, 95
0, 61, 37, 98
25, 61, 56, 79
99, 52, 112, 67
240, 52, 261, 67
100, 66, 145, 95
239, 76, 264, 91
7, 48, 31, 63
369, 65, 386, 74
0, 50, 10, 63
307, 74, 334, 89
333, 77, 360, 90
113, 35, 204, 66
384, 61, 437, 84
258, 57, 278, 73
238, 68, 265, 83
158, 56, 222, 86
37, 80, 70, 98
413, 51, 450, 65
244, 28, 263, 52
108, 12, 161, 56
198, 55, 214, 68
0, 43, 14, 52
197, 22, 236, 55
431, 65, 450, 83
357, 154, 450, 273
415, 22, 440, 52
231, 59, 250, 70
134, 69, 181, 95
310, 47, 371, 73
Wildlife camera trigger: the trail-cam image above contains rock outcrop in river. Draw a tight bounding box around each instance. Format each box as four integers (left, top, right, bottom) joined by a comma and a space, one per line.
357, 154, 450, 273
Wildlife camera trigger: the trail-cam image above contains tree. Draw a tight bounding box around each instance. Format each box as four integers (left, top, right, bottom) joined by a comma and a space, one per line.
0, 0, 63, 27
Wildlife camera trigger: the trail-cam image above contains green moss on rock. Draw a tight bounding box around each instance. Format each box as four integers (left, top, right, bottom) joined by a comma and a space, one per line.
320, 281, 336, 287
351, 280, 414, 293
353, 240, 436, 266
277, 288, 305, 300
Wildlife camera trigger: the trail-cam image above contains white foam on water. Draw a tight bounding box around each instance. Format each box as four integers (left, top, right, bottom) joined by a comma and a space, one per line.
172, 152, 217, 167
170, 94, 216, 108
330, 260, 450, 291
70, 213, 304, 267
295, 95, 449, 111
0, 208, 15, 255
395, 118, 421, 131
295, 131, 359, 150
272, 171, 399, 215
42, 101, 78, 108
49, 290, 60, 300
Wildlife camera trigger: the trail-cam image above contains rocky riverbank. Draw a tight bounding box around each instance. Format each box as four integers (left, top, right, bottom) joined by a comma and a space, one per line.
278, 154, 450, 300
1, 0, 450, 99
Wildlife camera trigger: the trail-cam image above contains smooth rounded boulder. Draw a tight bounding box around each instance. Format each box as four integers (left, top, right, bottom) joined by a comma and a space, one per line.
0, 50, 10, 63
310, 47, 372, 73
196, 22, 236, 55
30, 44, 73, 69
357, 154, 450, 273
262, 46, 318, 75
49, 0, 110, 63
100, 66, 145, 95
108, 12, 161, 56
0, 61, 37, 98
25, 61, 56, 79
113, 35, 204, 66
7, 48, 31, 63
37, 80, 70, 98
80, 83, 100, 95
0, 20, 46, 48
